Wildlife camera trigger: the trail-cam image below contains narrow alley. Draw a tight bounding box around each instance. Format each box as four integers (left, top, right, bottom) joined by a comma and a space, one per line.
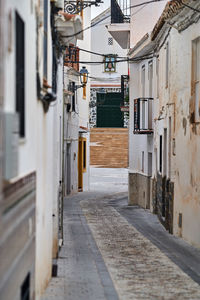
1, 1, 200, 299
42, 168, 200, 300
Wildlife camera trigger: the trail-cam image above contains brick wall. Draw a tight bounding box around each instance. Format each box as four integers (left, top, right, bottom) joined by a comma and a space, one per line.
90, 128, 128, 168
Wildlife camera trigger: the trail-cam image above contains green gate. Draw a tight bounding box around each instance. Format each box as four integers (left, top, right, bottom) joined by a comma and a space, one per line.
96, 92, 123, 128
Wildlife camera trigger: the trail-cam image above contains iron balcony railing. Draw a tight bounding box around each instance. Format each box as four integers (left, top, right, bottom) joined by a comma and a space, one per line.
111, 0, 130, 24
134, 98, 154, 134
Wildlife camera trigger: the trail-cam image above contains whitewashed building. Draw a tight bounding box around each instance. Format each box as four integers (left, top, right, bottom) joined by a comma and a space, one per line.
128, 0, 200, 248
90, 7, 129, 128
151, 0, 200, 246
0, 0, 85, 299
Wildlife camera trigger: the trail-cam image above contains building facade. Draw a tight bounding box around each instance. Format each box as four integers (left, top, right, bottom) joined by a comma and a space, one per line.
90, 8, 129, 128
0, 0, 87, 299
128, 0, 200, 248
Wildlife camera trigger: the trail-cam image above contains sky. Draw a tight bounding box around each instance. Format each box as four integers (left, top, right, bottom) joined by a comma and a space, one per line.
91, 0, 110, 19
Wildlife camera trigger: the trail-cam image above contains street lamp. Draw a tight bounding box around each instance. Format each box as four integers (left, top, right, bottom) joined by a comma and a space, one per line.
68, 66, 89, 93
79, 66, 89, 87
64, 0, 103, 14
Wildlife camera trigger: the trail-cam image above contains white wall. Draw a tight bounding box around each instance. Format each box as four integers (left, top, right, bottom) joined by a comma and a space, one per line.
130, 0, 167, 48
77, 6, 91, 191
91, 9, 128, 87
154, 20, 200, 247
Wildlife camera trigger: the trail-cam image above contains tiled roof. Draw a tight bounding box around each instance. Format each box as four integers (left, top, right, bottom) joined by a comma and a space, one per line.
151, 0, 190, 40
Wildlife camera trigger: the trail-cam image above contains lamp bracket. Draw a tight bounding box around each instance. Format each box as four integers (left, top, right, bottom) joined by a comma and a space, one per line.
64, 0, 103, 14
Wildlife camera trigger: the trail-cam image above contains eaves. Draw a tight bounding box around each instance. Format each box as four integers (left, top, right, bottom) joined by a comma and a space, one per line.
128, 34, 156, 61
151, 0, 200, 40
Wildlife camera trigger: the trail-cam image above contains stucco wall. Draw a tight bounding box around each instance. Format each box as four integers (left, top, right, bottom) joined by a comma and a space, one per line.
128, 172, 150, 208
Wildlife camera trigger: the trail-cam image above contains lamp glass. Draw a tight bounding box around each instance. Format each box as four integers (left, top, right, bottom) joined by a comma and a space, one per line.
80, 66, 88, 85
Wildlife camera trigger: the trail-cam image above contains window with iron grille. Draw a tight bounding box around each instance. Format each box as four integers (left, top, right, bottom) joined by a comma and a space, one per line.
65, 45, 79, 72
108, 37, 113, 45
133, 98, 153, 134
15, 11, 25, 138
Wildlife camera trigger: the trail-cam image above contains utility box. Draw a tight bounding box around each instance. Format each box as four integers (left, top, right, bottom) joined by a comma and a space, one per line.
3, 112, 19, 180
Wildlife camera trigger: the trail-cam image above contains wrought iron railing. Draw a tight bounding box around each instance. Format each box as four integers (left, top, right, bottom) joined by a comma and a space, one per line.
134, 98, 154, 134
111, 0, 130, 24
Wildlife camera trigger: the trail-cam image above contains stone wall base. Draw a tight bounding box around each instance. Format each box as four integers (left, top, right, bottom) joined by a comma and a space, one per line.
128, 172, 150, 209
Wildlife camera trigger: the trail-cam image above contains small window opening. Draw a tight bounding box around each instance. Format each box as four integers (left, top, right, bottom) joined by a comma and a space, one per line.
21, 273, 30, 300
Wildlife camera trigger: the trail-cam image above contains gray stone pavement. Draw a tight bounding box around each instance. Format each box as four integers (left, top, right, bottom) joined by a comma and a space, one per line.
42, 168, 200, 300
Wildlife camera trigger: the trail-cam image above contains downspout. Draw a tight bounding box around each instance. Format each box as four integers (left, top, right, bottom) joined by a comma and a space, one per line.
61, 58, 65, 242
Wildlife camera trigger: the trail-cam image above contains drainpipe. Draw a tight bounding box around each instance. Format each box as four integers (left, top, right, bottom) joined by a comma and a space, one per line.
61, 59, 65, 243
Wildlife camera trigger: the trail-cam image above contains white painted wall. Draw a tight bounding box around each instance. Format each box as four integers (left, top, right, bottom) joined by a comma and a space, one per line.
91, 8, 128, 87
130, 0, 167, 48
154, 20, 200, 247
129, 59, 155, 176
77, 6, 91, 191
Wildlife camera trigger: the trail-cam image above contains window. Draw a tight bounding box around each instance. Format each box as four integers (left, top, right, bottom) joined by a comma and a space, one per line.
148, 61, 153, 97
108, 37, 113, 45
163, 128, 167, 176
148, 152, 152, 176
141, 151, 144, 173
83, 140, 86, 171
68, 81, 76, 111
156, 56, 159, 98
141, 65, 145, 129
192, 37, 200, 122
148, 61, 153, 129
43, 0, 48, 79
104, 55, 116, 72
15, 12, 25, 138
165, 42, 169, 88
159, 135, 162, 173
65, 45, 79, 72
133, 98, 153, 134
21, 273, 30, 300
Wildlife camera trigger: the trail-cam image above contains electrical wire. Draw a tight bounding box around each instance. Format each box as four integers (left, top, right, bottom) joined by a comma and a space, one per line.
63, 0, 200, 41
129, 0, 165, 9
66, 53, 154, 64
68, 45, 128, 58
63, 0, 166, 39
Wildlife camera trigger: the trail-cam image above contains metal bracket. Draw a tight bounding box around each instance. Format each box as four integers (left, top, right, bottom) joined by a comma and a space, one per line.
64, 0, 103, 14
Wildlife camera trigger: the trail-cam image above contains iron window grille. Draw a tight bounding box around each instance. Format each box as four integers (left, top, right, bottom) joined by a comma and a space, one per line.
111, 0, 130, 24
65, 45, 79, 72
133, 98, 154, 134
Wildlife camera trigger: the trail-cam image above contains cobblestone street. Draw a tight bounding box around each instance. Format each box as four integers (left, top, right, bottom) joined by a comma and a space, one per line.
42, 168, 200, 300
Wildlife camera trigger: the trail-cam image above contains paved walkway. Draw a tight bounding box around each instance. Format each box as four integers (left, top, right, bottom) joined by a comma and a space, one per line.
42, 168, 200, 300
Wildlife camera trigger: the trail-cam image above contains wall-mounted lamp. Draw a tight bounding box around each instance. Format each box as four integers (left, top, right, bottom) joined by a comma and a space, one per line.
68, 66, 89, 92
79, 66, 88, 86
64, 0, 103, 14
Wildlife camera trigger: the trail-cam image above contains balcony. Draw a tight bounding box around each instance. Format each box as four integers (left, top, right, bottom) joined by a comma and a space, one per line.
107, 0, 130, 49
65, 45, 80, 72
133, 98, 153, 134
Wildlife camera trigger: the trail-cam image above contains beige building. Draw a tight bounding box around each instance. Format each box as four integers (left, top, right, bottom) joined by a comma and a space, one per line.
110, 0, 200, 248
0, 0, 87, 299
